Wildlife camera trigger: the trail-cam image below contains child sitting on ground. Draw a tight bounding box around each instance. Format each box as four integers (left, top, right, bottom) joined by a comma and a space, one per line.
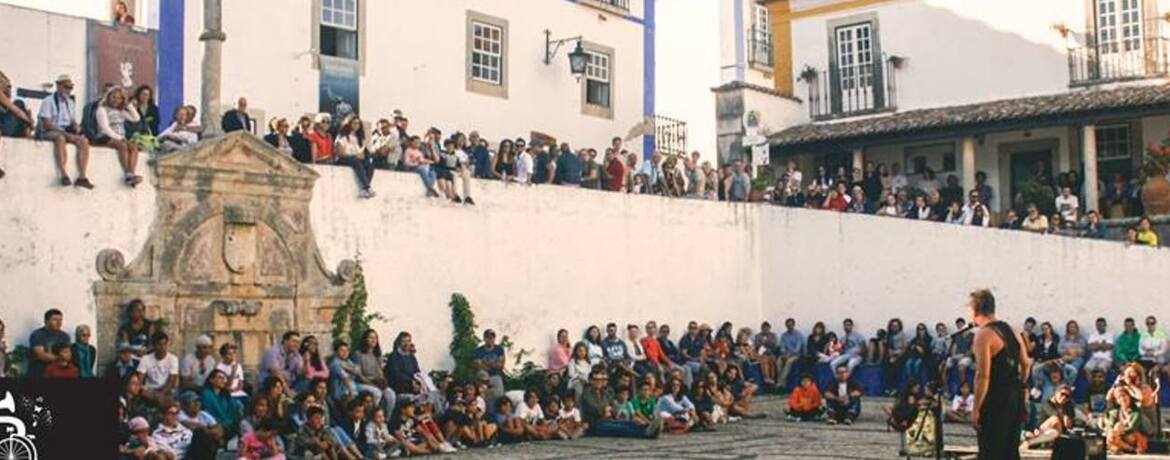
555, 394, 588, 439
944, 382, 974, 423
362, 407, 400, 460
785, 374, 823, 422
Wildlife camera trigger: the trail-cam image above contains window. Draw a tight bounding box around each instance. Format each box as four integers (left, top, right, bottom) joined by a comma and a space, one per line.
754, 4, 770, 36
321, 0, 358, 60
749, 4, 773, 68
1096, 124, 1132, 160
904, 143, 956, 174
1096, 0, 1143, 54
834, 22, 874, 92
465, 11, 508, 98
585, 51, 611, 108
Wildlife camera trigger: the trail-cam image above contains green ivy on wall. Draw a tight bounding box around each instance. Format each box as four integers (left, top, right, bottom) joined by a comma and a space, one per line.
331, 259, 384, 347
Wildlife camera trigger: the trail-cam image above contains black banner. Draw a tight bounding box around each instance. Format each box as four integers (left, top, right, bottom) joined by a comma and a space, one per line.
0, 378, 119, 459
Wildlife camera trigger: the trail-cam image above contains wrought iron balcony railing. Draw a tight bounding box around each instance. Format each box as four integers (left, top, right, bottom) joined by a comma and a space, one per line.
804, 55, 898, 121
1068, 20, 1169, 86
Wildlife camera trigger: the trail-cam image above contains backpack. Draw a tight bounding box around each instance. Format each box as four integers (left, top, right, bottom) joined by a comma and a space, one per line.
80, 100, 101, 141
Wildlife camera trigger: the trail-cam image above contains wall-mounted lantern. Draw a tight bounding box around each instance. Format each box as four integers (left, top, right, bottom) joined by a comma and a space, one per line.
544, 30, 589, 80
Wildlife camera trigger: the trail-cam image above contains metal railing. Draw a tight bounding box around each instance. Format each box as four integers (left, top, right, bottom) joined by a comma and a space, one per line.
805, 55, 897, 120
748, 27, 773, 68
654, 115, 688, 157
1068, 20, 1169, 86
598, 0, 629, 11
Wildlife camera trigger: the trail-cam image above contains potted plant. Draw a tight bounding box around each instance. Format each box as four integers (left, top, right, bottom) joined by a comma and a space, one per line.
1140, 133, 1170, 215
798, 65, 819, 82
887, 55, 906, 70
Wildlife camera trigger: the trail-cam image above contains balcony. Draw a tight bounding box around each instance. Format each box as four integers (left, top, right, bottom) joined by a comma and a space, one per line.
1069, 20, 1170, 86
579, 0, 630, 15
654, 115, 688, 157
804, 55, 898, 121
748, 27, 773, 69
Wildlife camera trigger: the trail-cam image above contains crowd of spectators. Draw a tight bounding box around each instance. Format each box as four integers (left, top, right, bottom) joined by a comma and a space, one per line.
766, 160, 1161, 248
0, 69, 1164, 246
3, 296, 1167, 458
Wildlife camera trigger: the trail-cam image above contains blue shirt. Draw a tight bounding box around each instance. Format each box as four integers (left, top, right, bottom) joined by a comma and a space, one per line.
37, 93, 77, 130
779, 330, 805, 356
470, 145, 492, 178
601, 337, 629, 364
474, 345, 505, 376
678, 334, 705, 362
842, 331, 865, 356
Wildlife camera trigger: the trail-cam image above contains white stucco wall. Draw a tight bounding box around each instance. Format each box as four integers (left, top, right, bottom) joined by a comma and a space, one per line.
657, 0, 721, 161
789, 0, 1084, 112
0, 3, 91, 106
2, 137, 1168, 371
181, 0, 647, 155
757, 205, 1170, 338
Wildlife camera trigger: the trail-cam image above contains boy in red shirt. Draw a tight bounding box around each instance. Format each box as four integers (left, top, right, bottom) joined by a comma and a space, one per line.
44, 342, 80, 378
785, 374, 823, 422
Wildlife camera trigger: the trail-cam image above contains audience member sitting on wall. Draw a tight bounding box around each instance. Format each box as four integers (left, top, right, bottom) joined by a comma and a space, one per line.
36, 74, 93, 188
157, 106, 201, 154
93, 86, 145, 187
0, 70, 34, 179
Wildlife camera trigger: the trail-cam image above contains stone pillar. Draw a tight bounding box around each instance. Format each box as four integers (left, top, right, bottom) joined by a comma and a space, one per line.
1082, 125, 1099, 212
852, 148, 864, 173
961, 136, 976, 192
200, 0, 226, 137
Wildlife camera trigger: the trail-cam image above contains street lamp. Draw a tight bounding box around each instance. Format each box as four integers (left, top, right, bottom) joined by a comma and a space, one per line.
544, 30, 589, 79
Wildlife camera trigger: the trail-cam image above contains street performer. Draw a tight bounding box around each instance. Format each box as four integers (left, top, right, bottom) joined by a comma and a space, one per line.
969, 289, 1031, 459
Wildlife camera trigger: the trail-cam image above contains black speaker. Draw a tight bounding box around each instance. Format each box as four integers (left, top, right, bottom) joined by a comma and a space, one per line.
1052, 434, 1106, 460
1148, 438, 1170, 454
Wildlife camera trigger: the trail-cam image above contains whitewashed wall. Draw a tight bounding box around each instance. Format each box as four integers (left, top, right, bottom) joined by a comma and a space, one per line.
1, 138, 1167, 370
0, 3, 91, 106
758, 204, 1170, 339
657, 0, 721, 161
182, 0, 647, 155
789, 0, 1088, 112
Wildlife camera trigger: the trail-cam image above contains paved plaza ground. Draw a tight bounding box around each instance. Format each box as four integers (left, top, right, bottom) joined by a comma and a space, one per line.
453, 395, 1169, 460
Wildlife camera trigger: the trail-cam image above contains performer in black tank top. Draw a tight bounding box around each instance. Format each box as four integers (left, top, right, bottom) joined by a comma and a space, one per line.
967, 289, 1031, 460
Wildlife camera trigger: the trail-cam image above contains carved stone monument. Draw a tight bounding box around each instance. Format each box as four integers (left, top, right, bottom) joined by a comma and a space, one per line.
93, 132, 355, 372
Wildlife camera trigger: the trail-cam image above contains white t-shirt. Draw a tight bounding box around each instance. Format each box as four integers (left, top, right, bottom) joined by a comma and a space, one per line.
215, 361, 248, 398
514, 152, 533, 183
514, 402, 544, 423
558, 407, 582, 423
1087, 331, 1114, 361
837, 382, 848, 398
951, 394, 974, 412
137, 352, 179, 390
1055, 195, 1079, 221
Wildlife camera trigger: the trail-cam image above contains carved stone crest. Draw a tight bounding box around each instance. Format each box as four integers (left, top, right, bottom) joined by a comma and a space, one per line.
92, 133, 354, 372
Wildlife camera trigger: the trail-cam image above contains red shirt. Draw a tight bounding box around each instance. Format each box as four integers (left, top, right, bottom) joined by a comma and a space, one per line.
45, 363, 80, 378
307, 132, 334, 162
641, 337, 669, 366
823, 196, 848, 212
605, 159, 626, 191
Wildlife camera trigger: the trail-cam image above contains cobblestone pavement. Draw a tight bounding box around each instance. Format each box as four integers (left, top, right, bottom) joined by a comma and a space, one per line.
457, 396, 973, 460
455, 396, 1170, 460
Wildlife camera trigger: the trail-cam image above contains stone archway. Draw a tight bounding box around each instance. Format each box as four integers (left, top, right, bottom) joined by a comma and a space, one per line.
92, 132, 354, 372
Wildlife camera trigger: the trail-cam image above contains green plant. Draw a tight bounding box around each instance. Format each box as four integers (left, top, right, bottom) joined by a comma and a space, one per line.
447, 293, 481, 383
503, 361, 547, 391
1142, 133, 1170, 178
331, 259, 384, 348
751, 165, 776, 192
1016, 178, 1057, 215
4, 345, 28, 377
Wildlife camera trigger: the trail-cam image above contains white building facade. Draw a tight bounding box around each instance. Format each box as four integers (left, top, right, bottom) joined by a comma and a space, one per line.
1, 0, 674, 159
735, 0, 1170, 215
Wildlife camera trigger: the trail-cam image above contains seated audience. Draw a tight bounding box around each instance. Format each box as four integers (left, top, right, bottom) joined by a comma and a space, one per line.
785, 374, 823, 422
823, 365, 862, 425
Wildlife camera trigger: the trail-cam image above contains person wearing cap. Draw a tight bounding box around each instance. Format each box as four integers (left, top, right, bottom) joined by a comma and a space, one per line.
221, 97, 253, 134
37, 74, 93, 188
121, 416, 167, 459
474, 330, 506, 396
177, 388, 227, 448
107, 341, 141, 381
180, 334, 217, 389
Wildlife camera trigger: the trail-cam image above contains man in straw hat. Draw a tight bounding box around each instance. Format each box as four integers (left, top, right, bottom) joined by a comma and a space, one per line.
36, 74, 93, 188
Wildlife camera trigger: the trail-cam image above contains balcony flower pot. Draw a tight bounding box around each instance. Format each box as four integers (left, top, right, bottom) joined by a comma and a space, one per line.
1141, 134, 1170, 215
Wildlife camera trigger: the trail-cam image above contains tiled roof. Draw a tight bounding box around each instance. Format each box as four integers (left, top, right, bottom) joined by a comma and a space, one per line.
769, 83, 1170, 148
711, 80, 801, 102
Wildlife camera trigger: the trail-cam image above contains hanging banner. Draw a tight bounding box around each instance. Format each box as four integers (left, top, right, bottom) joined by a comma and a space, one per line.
86, 20, 157, 100
319, 55, 360, 121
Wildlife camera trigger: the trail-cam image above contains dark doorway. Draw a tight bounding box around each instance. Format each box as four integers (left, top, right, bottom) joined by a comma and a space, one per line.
1009, 149, 1053, 210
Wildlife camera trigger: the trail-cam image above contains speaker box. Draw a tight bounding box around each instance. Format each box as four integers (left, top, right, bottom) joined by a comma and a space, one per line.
1052, 434, 1106, 460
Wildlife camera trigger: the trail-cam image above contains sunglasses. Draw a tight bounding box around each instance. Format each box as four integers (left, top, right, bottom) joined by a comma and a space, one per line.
166, 410, 179, 415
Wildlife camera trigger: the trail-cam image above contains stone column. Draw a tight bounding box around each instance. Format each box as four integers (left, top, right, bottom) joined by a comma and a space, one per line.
961, 136, 976, 192
1082, 125, 1099, 212
852, 148, 864, 174
200, 0, 226, 137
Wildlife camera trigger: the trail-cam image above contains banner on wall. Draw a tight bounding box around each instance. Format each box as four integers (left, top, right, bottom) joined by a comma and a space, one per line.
86, 20, 157, 100
319, 55, 359, 122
